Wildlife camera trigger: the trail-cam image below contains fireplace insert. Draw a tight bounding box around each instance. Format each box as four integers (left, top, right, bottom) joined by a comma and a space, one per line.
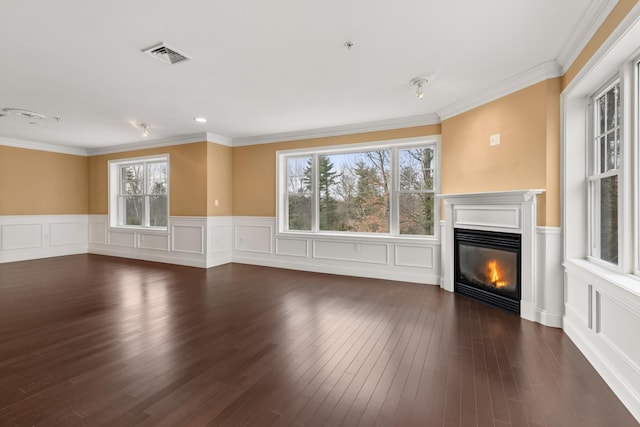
454, 228, 521, 314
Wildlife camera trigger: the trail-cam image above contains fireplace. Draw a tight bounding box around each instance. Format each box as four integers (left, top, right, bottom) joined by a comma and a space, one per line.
454, 228, 521, 314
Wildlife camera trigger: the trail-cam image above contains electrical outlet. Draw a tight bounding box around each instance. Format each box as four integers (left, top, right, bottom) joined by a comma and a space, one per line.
214, 199, 219, 207
490, 133, 500, 146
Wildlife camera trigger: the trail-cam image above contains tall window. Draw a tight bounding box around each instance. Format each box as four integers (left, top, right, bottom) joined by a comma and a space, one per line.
109, 155, 169, 229
589, 81, 620, 265
279, 138, 439, 237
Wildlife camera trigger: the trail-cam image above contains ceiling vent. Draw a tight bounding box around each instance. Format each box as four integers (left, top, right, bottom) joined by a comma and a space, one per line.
142, 43, 191, 65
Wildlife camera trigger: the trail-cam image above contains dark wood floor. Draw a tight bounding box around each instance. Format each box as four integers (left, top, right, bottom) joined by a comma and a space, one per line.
0, 255, 636, 427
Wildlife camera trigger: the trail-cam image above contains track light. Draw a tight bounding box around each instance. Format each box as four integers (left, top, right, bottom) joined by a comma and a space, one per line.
410, 77, 429, 100
140, 123, 150, 137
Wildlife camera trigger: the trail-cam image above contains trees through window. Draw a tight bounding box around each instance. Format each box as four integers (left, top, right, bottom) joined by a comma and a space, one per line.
110, 156, 169, 229
281, 139, 438, 237
589, 81, 620, 265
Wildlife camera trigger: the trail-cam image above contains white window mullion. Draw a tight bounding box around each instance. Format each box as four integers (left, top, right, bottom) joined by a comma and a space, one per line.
311, 154, 319, 233
389, 147, 399, 236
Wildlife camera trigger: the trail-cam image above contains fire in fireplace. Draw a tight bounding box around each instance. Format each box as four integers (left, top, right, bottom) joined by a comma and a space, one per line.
454, 228, 521, 314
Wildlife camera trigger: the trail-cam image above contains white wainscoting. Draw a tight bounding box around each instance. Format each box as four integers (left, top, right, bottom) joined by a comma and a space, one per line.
535, 227, 564, 327
232, 217, 441, 284
0, 215, 88, 263
564, 259, 640, 421
88, 215, 232, 268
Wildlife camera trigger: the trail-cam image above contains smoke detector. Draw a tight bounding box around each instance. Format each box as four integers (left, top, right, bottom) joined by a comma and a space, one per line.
142, 43, 191, 65
2, 108, 46, 120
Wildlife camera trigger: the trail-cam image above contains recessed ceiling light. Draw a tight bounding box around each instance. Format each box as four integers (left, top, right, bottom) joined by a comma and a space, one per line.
194, 117, 207, 123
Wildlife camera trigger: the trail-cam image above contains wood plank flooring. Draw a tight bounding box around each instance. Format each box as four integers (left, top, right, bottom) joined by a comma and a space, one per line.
0, 254, 636, 426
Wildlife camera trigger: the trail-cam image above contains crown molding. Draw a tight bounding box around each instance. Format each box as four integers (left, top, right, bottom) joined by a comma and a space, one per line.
85, 132, 233, 155
557, 0, 619, 74
437, 60, 562, 121
231, 113, 441, 147
205, 132, 233, 147
0, 136, 88, 156
563, 1, 640, 95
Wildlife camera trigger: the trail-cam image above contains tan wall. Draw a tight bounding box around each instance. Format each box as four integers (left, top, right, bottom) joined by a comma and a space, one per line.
563, 0, 640, 89
207, 142, 233, 216
441, 79, 560, 226
0, 146, 88, 215
545, 78, 561, 227
88, 142, 208, 216
232, 124, 441, 217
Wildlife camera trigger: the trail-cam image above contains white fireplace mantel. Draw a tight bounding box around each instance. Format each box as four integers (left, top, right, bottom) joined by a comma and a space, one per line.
439, 189, 546, 324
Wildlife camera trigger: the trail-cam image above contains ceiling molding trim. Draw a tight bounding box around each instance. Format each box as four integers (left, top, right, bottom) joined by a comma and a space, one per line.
557, 0, 619, 74
562, 1, 640, 95
437, 60, 562, 121
232, 113, 442, 147
0, 137, 88, 156
86, 133, 211, 156
205, 132, 233, 147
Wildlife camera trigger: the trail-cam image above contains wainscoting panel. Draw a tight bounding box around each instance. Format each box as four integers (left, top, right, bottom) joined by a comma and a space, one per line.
564, 259, 640, 421
89, 221, 107, 245
171, 224, 204, 254
534, 226, 564, 327
0, 215, 87, 263
313, 240, 388, 264
138, 233, 170, 251
234, 223, 273, 254
1, 224, 42, 250
395, 244, 434, 268
107, 230, 136, 248
206, 217, 233, 268
232, 217, 440, 284
275, 238, 308, 258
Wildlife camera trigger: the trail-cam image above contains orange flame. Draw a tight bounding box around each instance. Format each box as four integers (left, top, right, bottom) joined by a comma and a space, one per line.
488, 260, 508, 288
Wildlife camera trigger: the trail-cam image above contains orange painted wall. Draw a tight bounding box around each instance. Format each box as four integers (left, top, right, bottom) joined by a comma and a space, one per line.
232, 125, 441, 217
441, 79, 561, 226
0, 146, 88, 215
207, 142, 233, 216
88, 142, 208, 216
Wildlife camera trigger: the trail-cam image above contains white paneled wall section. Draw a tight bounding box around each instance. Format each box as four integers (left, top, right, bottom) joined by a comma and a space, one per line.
232, 216, 440, 285
87, 215, 231, 268
0, 215, 88, 263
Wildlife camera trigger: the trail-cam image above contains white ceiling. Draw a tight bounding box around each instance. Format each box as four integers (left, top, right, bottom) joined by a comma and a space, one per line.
0, 0, 613, 150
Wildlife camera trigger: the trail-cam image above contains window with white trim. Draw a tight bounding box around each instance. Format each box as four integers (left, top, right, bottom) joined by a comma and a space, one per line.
588, 81, 621, 265
109, 155, 169, 229
278, 138, 439, 237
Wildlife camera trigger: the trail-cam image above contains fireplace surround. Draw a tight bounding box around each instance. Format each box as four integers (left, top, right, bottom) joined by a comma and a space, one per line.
439, 189, 563, 326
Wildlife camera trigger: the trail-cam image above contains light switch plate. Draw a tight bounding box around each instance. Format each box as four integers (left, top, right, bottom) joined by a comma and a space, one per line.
490, 133, 500, 146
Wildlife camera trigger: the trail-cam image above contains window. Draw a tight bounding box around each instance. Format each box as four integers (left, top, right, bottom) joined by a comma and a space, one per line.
588, 81, 621, 265
279, 138, 439, 237
109, 155, 169, 229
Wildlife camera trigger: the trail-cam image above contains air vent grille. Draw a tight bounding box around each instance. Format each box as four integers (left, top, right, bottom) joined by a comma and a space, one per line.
142, 43, 191, 65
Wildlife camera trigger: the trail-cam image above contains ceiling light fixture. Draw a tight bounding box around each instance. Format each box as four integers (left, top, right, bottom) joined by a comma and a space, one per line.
140, 123, 150, 137
410, 77, 429, 100
194, 117, 207, 123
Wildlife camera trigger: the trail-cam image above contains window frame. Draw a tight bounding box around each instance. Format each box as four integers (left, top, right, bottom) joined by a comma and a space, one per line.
587, 77, 623, 269
276, 136, 440, 239
108, 154, 170, 231
634, 56, 640, 276
584, 52, 640, 276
